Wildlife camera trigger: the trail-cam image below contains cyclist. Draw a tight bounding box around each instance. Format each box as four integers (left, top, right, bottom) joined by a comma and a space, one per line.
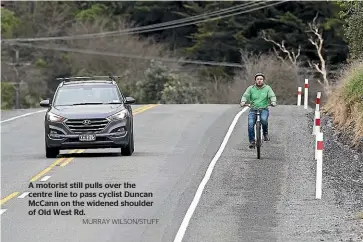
240, 73, 277, 148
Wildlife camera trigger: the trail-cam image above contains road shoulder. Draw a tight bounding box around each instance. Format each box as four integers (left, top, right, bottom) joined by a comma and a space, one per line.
276, 109, 362, 242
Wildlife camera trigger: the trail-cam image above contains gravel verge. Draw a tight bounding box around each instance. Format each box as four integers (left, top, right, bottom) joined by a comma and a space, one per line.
318, 111, 363, 241
276, 108, 362, 242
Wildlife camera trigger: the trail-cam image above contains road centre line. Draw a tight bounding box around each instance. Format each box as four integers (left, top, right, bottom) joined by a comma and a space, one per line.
133, 104, 160, 114
60, 158, 76, 168
30, 150, 80, 181
173, 107, 249, 242
55, 149, 78, 163
0, 192, 20, 206
60, 149, 85, 167
30, 149, 80, 182
30, 158, 65, 182
132, 105, 151, 113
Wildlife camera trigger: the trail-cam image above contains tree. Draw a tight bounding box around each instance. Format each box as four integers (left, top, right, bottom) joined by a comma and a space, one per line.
339, 1, 363, 59
306, 12, 329, 88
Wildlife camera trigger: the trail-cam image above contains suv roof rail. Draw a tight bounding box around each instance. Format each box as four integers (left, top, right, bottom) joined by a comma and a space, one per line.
56, 75, 125, 86
56, 75, 118, 81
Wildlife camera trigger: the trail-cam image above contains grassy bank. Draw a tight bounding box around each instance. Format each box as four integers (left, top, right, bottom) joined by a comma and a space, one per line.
323, 61, 363, 149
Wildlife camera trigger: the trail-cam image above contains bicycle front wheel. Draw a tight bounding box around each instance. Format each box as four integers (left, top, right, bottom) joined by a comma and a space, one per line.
256, 121, 261, 159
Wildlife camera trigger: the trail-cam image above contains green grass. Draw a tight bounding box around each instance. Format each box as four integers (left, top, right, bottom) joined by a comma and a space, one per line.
343, 66, 363, 111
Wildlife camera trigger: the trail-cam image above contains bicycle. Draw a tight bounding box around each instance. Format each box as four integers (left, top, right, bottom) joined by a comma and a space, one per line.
241, 104, 273, 159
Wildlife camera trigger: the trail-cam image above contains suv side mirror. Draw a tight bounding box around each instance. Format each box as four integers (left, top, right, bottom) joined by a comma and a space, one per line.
125, 97, 135, 104
40, 99, 50, 107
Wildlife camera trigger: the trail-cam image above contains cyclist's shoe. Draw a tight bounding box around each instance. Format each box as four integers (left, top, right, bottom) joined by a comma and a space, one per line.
249, 141, 256, 149
264, 134, 270, 141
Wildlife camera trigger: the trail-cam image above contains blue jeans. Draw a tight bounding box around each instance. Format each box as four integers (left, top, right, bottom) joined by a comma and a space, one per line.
248, 109, 269, 142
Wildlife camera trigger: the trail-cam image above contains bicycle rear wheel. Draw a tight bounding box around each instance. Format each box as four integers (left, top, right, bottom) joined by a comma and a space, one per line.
256, 121, 261, 159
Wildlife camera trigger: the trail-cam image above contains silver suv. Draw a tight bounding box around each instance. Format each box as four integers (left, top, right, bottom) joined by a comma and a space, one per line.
40, 76, 135, 158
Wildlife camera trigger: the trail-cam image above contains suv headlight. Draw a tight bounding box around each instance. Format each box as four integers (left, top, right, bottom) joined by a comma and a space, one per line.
107, 109, 129, 121
47, 112, 66, 122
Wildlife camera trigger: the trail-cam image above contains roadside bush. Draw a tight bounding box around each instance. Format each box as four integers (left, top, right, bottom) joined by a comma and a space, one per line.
135, 60, 172, 104
1, 82, 14, 109
161, 73, 205, 104
134, 60, 205, 104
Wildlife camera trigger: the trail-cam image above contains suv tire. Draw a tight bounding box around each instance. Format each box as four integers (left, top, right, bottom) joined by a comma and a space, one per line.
121, 133, 134, 156
46, 145, 59, 158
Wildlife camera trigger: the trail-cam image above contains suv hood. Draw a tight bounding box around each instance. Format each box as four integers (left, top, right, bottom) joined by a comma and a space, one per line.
51, 104, 124, 119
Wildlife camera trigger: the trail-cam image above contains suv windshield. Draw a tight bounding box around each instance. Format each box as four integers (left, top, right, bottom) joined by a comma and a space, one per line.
53, 84, 123, 106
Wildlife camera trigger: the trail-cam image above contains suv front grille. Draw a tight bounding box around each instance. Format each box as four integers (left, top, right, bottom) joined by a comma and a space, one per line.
65, 118, 109, 133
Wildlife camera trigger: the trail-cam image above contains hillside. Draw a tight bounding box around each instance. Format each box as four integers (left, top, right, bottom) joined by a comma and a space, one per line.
0, 1, 349, 109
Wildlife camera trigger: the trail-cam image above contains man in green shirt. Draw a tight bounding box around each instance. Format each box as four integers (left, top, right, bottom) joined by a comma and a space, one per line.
240, 73, 277, 148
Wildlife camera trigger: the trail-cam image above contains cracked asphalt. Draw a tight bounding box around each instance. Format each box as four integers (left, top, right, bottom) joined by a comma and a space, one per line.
1, 104, 361, 242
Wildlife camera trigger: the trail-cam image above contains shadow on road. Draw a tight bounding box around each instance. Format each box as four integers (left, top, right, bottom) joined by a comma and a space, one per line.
60, 152, 120, 158
58, 151, 162, 158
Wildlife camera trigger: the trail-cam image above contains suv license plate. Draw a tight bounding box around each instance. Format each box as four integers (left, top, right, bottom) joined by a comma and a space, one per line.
79, 134, 96, 141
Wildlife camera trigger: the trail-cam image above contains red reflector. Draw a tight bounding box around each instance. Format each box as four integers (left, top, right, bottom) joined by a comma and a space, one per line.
315, 119, 321, 126
305, 84, 309, 88
298, 91, 302, 95
317, 141, 324, 150
316, 98, 320, 104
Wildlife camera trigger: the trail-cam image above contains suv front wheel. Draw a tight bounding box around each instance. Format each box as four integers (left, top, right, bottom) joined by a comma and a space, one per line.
46, 145, 59, 158
121, 133, 134, 156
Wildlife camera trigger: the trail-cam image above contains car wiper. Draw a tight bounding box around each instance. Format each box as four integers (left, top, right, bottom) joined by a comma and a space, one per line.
71, 102, 104, 105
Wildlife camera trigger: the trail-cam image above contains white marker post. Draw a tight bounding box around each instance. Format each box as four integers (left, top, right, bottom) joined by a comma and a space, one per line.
313, 92, 322, 135
313, 110, 321, 136
316, 92, 321, 111
297, 87, 302, 106
314, 113, 319, 158
304, 79, 309, 109
316, 132, 324, 199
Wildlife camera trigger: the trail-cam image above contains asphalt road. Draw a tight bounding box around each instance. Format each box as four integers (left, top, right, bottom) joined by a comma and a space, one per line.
1, 104, 351, 242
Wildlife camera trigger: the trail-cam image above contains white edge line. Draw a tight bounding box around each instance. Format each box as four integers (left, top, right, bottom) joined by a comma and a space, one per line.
173, 107, 248, 242
40, 176, 51, 182
0, 109, 46, 124
18, 192, 30, 199
0, 209, 7, 215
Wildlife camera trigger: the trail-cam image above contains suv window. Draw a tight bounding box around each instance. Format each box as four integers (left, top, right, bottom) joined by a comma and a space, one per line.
53, 84, 123, 106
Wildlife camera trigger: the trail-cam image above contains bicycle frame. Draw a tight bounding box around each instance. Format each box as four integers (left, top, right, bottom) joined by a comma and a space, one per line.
252, 108, 264, 159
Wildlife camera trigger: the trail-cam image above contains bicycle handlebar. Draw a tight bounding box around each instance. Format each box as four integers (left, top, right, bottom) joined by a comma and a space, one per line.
240, 103, 274, 108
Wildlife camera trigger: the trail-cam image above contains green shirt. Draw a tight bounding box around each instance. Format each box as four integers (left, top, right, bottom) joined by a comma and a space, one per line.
241, 84, 277, 108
